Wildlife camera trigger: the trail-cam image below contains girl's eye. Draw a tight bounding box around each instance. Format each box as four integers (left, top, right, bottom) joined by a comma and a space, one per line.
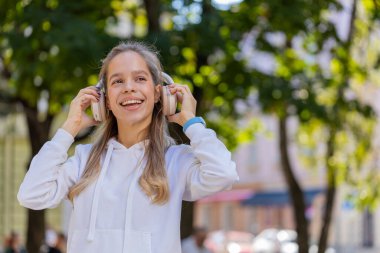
112, 79, 123, 85
137, 76, 147, 82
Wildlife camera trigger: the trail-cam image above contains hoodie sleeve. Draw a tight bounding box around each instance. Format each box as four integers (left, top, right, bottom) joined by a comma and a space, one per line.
17, 128, 84, 210
181, 123, 239, 201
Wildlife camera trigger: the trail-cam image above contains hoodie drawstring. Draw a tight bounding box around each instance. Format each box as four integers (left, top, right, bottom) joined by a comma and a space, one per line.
87, 143, 114, 241
122, 151, 145, 253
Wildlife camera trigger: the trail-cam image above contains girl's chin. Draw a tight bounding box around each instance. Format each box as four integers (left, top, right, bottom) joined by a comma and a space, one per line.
115, 114, 151, 126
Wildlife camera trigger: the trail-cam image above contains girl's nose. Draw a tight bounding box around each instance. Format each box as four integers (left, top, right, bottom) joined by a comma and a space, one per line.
122, 80, 136, 93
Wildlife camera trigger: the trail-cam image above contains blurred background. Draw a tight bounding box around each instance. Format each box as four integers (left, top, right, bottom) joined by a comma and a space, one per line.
1, 0, 380, 253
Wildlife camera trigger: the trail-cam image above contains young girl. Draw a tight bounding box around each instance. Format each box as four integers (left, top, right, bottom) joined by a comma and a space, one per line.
17, 41, 239, 253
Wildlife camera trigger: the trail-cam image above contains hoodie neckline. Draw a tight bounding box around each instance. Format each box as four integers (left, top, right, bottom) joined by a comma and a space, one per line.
108, 137, 149, 151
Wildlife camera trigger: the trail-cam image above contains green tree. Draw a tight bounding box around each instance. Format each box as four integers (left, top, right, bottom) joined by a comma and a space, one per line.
223, 0, 379, 252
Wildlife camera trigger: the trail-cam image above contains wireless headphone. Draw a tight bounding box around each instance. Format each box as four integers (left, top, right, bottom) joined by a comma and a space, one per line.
91, 72, 177, 122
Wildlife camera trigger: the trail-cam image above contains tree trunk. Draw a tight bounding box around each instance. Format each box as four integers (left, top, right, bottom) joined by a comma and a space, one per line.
26, 210, 45, 253
318, 128, 336, 253
362, 208, 374, 247
143, 0, 160, 33
318, 0, 357, 251
180, 201, 194, 239
279, 117, 309, 253
317, 185, 335, 253
23, 103, 53, 253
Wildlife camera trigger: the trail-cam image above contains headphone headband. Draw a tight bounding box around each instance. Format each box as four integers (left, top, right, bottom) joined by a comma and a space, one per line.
95, 78, 104, 89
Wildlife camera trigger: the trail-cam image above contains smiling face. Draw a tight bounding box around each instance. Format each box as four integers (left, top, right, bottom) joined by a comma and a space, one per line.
106, 51, 160, 127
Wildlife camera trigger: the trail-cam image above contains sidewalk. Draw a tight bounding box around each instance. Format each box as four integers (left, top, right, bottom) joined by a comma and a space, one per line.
356, 248, 380, 253
334, 246, 380, 253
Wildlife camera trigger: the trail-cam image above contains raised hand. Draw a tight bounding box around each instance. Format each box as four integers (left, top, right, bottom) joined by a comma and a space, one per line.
166, 84, 196, 126
62, 86, 100, 137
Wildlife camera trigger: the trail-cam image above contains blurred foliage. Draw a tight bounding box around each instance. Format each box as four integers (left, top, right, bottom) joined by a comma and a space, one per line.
221, 2, 380, 251
221, 0, 380, 202
0, 0, 118, 115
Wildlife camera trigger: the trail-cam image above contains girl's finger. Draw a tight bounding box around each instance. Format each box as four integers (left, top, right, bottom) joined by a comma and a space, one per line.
78, 87, 101, 97
175, 84, 191, 91
175, 92, 184, 103
77, 94, 99, 107
169, 86, 188, 96
181, 84, 191, 93
169, 83, 190, 90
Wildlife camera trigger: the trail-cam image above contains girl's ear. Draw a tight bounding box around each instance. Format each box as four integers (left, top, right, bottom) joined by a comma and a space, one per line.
106, 95, 111, 110
154, 85, 161, 103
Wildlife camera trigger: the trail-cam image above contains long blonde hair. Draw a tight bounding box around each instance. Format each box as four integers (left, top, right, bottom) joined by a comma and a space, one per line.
68, 41, 175, 204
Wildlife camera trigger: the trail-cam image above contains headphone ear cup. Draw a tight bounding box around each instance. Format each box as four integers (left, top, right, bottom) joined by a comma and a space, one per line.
161, 86, 177, 116
91, 91, 107, 121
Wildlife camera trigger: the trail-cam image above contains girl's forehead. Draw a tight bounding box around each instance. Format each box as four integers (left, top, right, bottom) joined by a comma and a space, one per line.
108, 51, 149, 72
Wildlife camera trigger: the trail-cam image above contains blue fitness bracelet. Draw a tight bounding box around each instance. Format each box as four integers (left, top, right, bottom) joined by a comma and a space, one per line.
183, 117, 206, 133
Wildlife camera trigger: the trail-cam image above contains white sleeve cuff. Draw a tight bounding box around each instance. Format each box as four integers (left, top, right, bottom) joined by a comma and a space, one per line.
52, 128, 75, 151
184, 123, 206, 139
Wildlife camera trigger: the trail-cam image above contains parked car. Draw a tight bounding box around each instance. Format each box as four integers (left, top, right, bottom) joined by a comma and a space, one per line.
309, 245, 336, 253
251, 228, 336, 253
205, 230, 255, 253
251, 229, 297, 253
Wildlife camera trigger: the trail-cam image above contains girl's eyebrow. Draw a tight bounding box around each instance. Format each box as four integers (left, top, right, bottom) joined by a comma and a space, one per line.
108, 70, 149, 82
132, 70, 149, 76
108, 73, 122, 82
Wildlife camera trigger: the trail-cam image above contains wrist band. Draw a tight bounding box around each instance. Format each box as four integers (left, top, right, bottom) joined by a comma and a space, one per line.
183, 117, 206, 133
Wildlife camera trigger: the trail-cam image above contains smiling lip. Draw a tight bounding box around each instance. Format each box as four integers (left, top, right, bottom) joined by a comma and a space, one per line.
119, 97, 144, 111
123, 102, 142, 111
119, 96, 144, 104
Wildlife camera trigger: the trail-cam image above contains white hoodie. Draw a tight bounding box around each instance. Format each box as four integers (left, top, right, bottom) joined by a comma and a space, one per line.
17, 123, 239, 253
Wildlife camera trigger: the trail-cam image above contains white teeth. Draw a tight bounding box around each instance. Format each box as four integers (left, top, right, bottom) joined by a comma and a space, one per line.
121, 100, 143, 106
